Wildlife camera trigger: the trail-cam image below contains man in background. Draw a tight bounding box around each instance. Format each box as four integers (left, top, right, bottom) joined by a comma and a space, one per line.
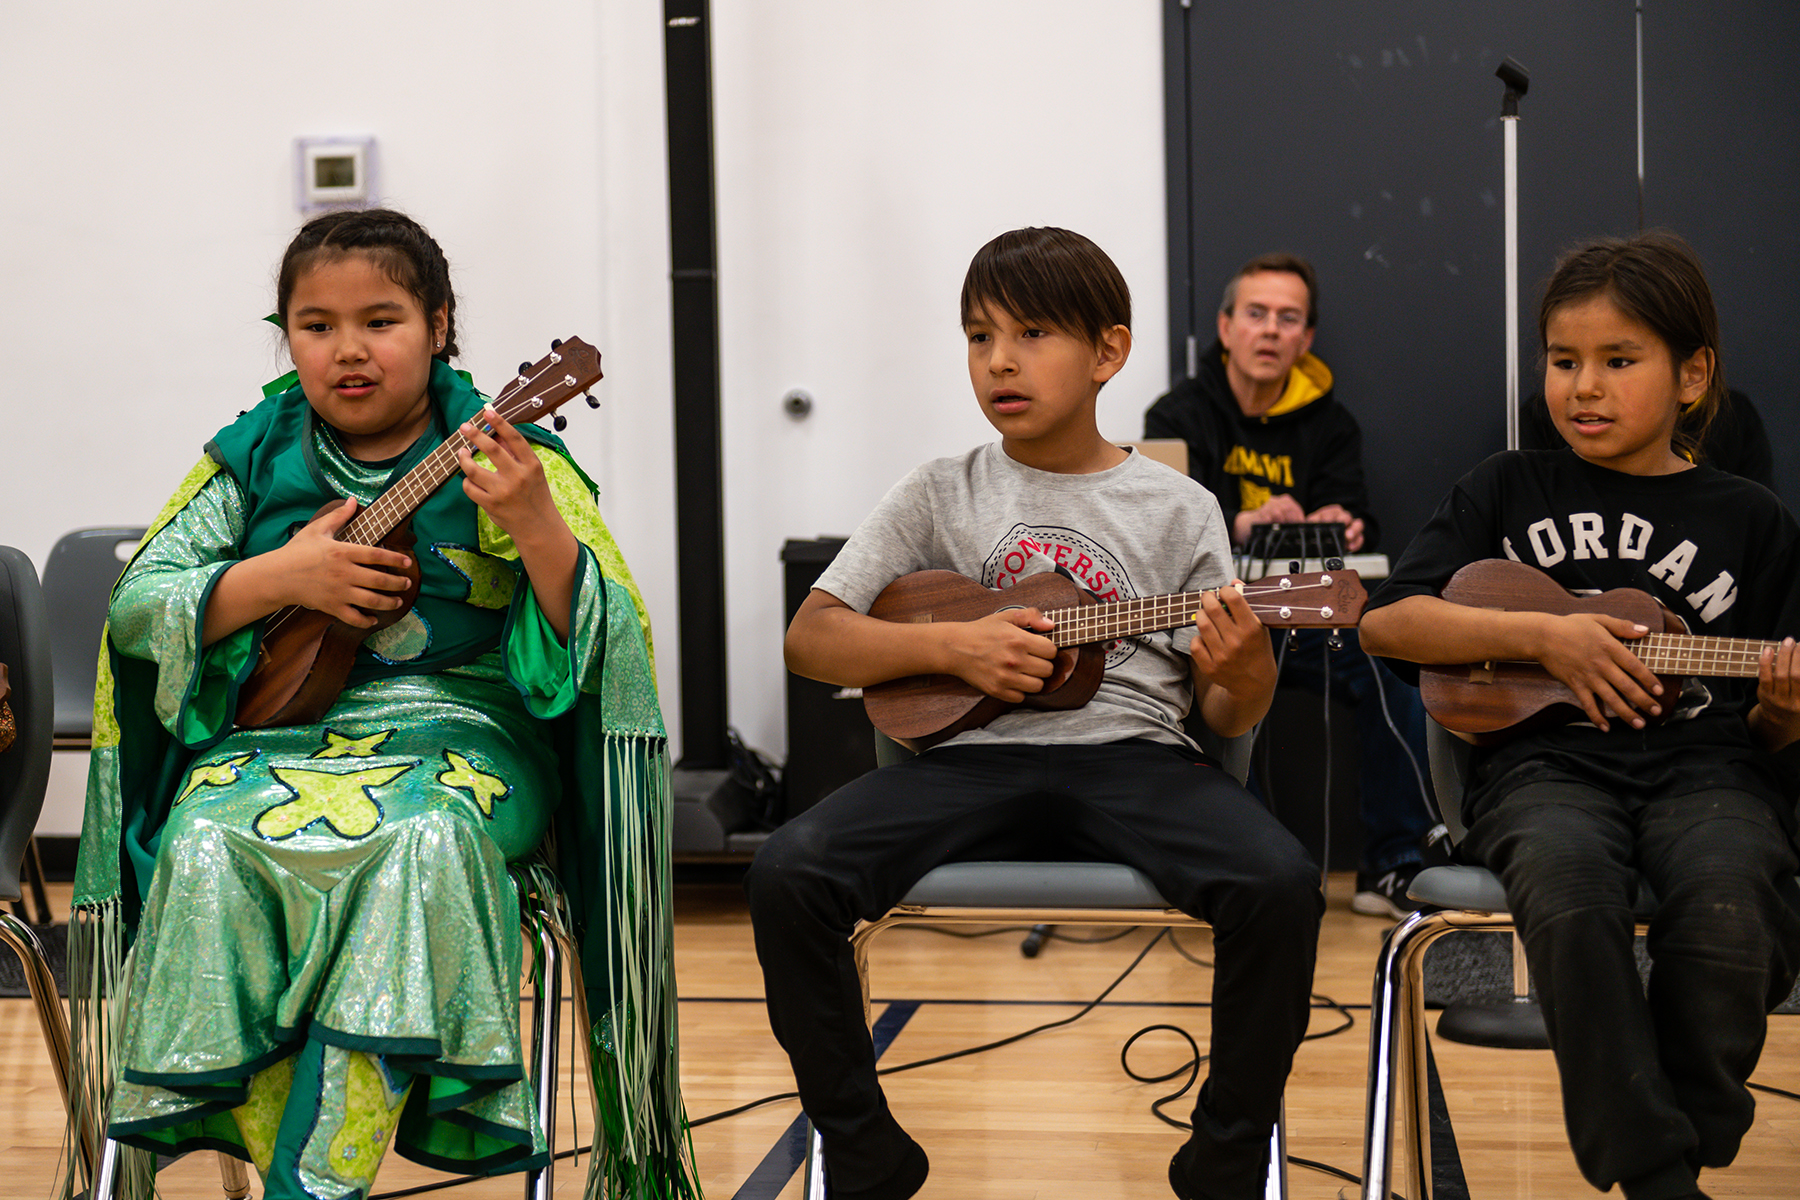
1145, 252, 1435, 916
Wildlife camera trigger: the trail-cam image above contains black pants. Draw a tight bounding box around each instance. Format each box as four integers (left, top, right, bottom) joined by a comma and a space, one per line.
745, 740, 1323, 1197
1463, 780, 1800, 1199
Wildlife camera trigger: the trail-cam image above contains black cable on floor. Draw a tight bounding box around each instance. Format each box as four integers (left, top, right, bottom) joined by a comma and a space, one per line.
690, 926, 1174, 1130
894, 922, 1138, 944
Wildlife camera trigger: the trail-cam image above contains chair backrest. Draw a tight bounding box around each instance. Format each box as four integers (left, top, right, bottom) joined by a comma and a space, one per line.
1425, 719, 1475, 844
42, 527, 145, 737
0, 546, 54, 901
1126, 438, 1190, 475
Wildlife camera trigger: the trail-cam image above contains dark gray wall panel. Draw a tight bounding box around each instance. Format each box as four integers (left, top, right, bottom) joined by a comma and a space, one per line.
1165, 1, 1795, 550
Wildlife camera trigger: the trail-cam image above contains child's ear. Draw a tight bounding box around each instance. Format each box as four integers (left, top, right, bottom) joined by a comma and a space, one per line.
1092, 324, 1132, 384
431, 305, 450, 352
1677, 346, 1713, 406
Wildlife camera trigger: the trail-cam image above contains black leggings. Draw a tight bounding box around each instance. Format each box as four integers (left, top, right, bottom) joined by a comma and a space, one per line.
1464, 780, 1800, 1198
745, 740, 1322, 1197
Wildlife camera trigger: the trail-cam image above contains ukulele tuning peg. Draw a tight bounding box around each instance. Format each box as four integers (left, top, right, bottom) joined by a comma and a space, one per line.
1284, 630, 1301, 651
584, 393, 600, 408
518, 361, 532, 375
550, 338, 563, 350
553, 413, 567, 432
1326, 631, 1346, 652
1287, 560, 1302, 574
1324, 556, 1345, 571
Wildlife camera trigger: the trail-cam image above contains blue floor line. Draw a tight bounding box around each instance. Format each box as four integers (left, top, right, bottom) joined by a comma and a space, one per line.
730, 1001, 921, 1200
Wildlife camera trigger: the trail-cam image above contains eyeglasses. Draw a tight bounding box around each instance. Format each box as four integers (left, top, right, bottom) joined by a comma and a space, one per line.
1237, 304, 1306, 331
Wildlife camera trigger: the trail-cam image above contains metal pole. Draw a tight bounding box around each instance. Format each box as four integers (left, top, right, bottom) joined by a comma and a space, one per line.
1497, 58, 1529, 452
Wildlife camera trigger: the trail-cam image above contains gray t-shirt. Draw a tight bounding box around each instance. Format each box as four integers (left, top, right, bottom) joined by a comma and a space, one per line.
815, 443, 1234, 749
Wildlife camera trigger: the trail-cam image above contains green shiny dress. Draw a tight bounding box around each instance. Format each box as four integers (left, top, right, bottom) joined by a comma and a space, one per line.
67, 368, 697, 1199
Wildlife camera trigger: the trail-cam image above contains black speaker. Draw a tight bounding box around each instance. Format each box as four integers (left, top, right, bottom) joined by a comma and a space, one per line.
780, 539, 878, 820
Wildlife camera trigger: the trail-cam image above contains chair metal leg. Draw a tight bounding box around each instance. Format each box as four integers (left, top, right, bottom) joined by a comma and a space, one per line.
1361, 908, 1460, 1200
1264, 1096, 1289, 1200
91, 1135, 122, 1200
802, 1121, 829, 1200
0, 910, 98, 1180
215, 1153, 251, 1198
523, 921, 562, 1200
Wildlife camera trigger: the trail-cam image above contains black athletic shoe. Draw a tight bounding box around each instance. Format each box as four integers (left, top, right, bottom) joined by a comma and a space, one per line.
1352, 863, 1425, 919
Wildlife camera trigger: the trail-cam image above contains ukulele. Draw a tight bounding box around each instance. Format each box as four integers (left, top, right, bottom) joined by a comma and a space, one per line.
235, 338, 603, 729
861, 567, 1367, 751
1419, 558, 1782, 743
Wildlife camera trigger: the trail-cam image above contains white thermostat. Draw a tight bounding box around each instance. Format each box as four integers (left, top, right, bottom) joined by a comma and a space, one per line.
295, 136, 378, 213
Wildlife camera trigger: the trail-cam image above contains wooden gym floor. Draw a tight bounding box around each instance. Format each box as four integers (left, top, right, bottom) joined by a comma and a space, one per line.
4, 874, 1796, 1198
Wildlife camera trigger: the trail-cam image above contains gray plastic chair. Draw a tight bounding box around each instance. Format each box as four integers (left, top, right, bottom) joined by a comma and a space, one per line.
0, 546, 94, 1177
801, 731, 1290, 1200
42, 527, 146, 745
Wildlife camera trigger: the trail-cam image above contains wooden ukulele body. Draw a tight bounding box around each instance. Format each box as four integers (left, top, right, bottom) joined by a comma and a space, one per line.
1418, 558, 1687, 742
862, 572, 1103, 751
234, 501, 423, 730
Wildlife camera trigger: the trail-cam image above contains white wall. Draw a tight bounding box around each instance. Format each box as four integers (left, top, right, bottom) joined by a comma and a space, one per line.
0, 2, 1167, 805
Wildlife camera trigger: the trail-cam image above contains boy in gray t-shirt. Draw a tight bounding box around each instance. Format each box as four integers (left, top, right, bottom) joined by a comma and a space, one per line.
746, 228, 1322, 1200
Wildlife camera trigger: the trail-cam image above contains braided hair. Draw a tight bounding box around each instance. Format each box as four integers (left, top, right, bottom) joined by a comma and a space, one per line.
276, 208, 460, 361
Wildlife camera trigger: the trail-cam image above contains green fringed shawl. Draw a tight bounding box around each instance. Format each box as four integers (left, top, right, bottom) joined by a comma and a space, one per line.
64, 387, 700, 1199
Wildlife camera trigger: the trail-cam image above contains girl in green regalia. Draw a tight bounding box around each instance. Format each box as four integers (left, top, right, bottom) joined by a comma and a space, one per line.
67, 209, 698, 1199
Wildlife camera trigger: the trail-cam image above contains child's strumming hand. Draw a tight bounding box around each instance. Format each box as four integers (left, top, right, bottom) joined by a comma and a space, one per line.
1752, 637, 1800, 751
1533, 611, 1663, 732
944, 608, 1058, 703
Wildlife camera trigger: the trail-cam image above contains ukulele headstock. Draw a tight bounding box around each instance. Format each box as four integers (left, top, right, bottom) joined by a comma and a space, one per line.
1244, 570, 1367, 628
491, 336, 604, 431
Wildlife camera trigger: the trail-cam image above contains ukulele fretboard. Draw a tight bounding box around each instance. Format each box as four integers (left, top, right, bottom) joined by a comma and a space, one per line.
1634, 633, 1776, 678
1045, 577, 1352, 647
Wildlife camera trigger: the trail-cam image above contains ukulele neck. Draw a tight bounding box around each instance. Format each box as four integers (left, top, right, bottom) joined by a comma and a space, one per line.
1634, 633, 1775, 678
1043, 579, 1351, 647
339, 433, 478, 547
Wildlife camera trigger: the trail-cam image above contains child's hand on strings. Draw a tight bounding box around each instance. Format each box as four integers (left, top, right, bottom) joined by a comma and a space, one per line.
1189, 582, 1276, 697
944, 608, 1058, 703
1753, 637, 1800, 751
457, 405, 571, 547
276, 498, 413, 627
456, 404, 580, 641
1534, 611, 1663, 732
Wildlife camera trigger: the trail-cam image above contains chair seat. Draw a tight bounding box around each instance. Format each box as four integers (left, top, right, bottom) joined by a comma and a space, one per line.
1407, 864, 1511, 914
1409, 862, 1659, 919
900, 861, 1173, 910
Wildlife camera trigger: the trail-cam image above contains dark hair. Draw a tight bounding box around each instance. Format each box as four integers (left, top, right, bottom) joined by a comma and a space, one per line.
276, 208, 459, 361
960, 227, 1131, 346
1537, 230, 1723, 460
1220, 252, 1318, 328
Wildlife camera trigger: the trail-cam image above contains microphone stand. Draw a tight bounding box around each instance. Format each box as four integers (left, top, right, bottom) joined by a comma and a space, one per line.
1434, 56, 1552, 1053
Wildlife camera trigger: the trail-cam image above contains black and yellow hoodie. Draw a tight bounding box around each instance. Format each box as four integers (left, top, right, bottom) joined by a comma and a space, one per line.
1144, 339, 1381, 552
